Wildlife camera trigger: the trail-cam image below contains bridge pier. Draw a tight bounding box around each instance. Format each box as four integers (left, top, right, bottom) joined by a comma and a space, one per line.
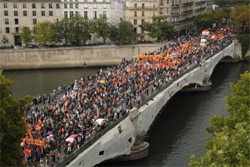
181, 80, 212, 92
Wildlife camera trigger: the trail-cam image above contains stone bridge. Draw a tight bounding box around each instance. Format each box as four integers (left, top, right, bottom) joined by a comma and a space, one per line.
56, 40, 242, 167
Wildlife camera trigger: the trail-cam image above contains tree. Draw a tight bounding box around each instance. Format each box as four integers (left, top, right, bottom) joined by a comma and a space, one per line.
189, 72, 250, 167
1, 36, 9, 46
115, 20, 137, 45
92, 14, 111, 44
109, 25, 119, 44
194, 12, 217, 30
56, 17, 71, 46
0, 70, 31, 166
212, 0, 249, 7
20, 26, 33, 46
34, 21, 54, 45
51, 20, 64, 44
68, 14, 92, 46
140, 16, 174, 42
230, 4, 250, 29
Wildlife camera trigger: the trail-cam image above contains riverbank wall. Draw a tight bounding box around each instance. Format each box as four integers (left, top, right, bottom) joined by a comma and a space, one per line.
0, 43, 166, 70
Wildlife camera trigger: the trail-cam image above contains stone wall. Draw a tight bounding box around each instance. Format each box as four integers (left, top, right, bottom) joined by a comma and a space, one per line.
0, 43, 166, 70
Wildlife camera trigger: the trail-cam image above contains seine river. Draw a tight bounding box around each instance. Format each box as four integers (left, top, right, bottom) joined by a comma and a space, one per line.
3, 62, 249, 166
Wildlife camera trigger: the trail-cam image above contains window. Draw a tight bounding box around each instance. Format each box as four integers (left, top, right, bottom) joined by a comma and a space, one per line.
33, 27, 37, 33
4, 11, 8, 16
70, 4, 73, 8
6, 27, 10, 33
142, 11, 144, 16
32, 3, 36, 8
94, 11, 97, 19
49, 4, 53, 8
5, 18, 9, 25
56, 4, 60, 8
33, 11, 36, 16
23, 11, 27, 16
41, 3, 45, 8
99, 150, 104, 156
23, 4, 27, 8
134, 11, 137, 16
134, 3, 137, 8
142, 19, 145, 23
14, 11, 18, 16
70, 11, 73, 18
13, 3, 17, 8
142, 3, 145, 9
134, 28, 137, 33
75, 4, 79, 8
15, 18, 19, 25
3, 3, 7, 8
167, 0, 169, 4
84, 11, 88, 18
33, 18, 37, 25
64, 11, 68, 17
134, 19, 137, 25
64, 4, 67, 8
49, 11, 53, 16
160, 8, 163, 14
103, 11, 106, 18
41, 11, 45, 16
15, 27, 19, 33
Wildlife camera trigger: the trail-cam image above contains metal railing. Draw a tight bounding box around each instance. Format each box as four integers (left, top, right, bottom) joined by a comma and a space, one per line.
56, 112, 129, 167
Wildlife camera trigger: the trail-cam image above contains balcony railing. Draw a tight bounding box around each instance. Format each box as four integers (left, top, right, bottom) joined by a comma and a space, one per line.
195, 1, 206, 5
182, 2, 193, 6
195, 7, 206, 12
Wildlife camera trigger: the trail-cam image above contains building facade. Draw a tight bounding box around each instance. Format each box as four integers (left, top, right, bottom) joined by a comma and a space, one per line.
125, 0, 158, 40
124, 0, 213, 40
0, 0, 62, 46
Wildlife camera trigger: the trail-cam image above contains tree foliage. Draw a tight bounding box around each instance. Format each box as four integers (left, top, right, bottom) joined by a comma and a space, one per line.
109, 20, 137, 45
230, 4, 250, 29
34, 21, 54, 45
194, 12, 217, 30
189, 72, 250, 167
212, 0, 249, 7
140, 16, 174, 41
1, 36, 9, 45
0, 71, 31, 166
92, 14, 111, 44
68, 14, 92, 46
20, 26, 33, 46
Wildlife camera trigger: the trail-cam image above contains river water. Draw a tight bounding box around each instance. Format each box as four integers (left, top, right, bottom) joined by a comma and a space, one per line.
3, 62, 249, 166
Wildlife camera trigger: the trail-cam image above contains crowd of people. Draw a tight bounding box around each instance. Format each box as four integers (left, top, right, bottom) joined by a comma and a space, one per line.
20, 26, 236, 166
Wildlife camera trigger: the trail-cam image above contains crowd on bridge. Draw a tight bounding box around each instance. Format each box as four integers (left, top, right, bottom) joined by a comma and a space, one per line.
20, 26, 237, 166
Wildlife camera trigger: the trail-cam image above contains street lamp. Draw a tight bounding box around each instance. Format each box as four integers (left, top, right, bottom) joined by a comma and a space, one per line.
83, 62, 86, 76
132, 46, 135, 62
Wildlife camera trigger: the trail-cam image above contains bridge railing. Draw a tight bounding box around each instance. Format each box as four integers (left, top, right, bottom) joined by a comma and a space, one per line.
56, 40, 233, 166
137, 40, 233, 108
56, 112, 129, 167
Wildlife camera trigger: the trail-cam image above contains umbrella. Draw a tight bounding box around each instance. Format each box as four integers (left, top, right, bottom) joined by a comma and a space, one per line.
66, 134, 78, 143
99, 80, 105, 84
95, 118, 106, 126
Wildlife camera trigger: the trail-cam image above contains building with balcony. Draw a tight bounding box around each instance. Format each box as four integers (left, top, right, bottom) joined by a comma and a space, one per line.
0, 0, 62, 46
124, 0, 158, 41
124, 0, 213, 40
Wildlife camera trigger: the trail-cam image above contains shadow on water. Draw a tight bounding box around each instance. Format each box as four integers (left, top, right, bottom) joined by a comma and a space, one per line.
100, 62, 249, 167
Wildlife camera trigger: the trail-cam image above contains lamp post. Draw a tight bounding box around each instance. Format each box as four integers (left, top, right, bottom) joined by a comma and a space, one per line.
132, 46, 135, 62
83, 62, 86, 76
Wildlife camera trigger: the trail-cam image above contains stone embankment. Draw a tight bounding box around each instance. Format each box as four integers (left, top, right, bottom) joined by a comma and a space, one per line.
0, 43, 166, 70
